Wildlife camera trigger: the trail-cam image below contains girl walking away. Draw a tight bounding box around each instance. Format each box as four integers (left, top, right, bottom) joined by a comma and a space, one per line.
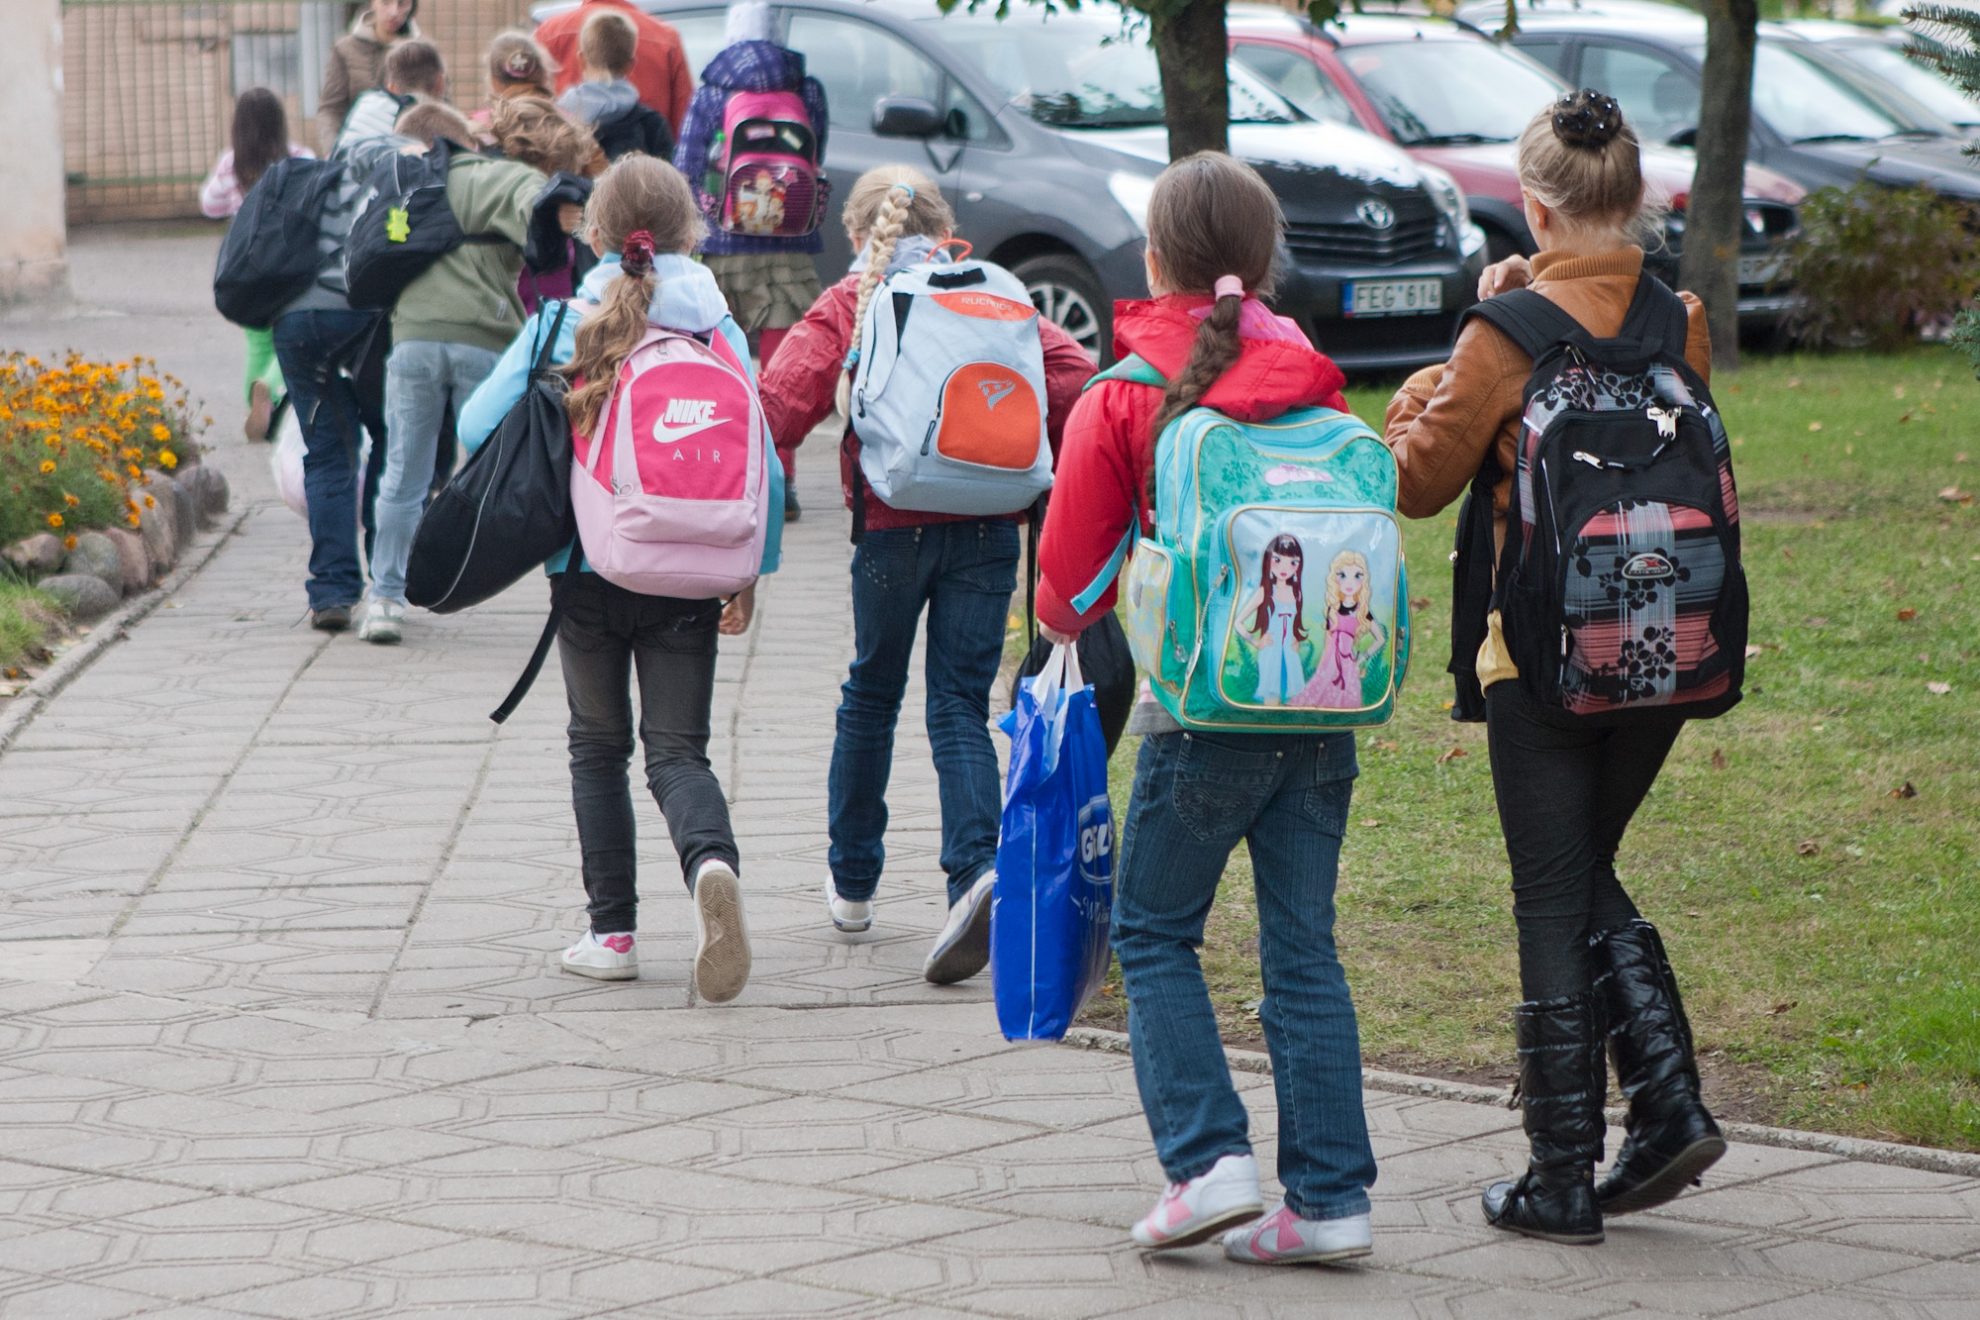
1034, 153, 1377, 1264
199, 87, 312, 441
473, 32, 560, 142
758, 164, 1091, 983
1386, 89, 1726, 1245
457, 155, 785, 1002
675, 0, 829, 517
315, 0, 417, 153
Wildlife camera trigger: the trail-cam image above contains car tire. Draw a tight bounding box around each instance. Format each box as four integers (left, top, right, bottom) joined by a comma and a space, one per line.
1483, 226, 1525, 265
1013, 253, 1111, 363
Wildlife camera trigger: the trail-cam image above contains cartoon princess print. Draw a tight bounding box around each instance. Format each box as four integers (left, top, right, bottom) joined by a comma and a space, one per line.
732, 167, 789, 235
1297, 549, 1387, 709
1236, 534, 1309, 705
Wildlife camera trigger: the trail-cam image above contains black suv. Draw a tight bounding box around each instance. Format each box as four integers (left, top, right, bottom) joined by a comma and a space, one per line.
537, 0, 1487, 370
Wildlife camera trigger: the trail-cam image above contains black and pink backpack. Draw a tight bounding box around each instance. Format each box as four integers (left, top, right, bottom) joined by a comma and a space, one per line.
1452, 276, 1747, 721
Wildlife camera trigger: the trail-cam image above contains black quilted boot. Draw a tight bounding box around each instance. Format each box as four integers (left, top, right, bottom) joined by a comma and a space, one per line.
1592, 920, 1726, 1215
1482, 993, 1607, 1245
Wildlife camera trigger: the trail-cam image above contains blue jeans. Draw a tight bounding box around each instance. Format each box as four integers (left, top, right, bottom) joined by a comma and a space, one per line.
828, 521, 1018, 905
1113, 729, 1376, 1221
272, 308, 375, 611
371, 339, 499, 603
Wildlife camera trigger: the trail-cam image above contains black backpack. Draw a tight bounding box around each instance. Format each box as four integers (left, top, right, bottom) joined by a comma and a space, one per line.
343, 137, 503, 311
594, 104, 675, 163
1451, 277, 1747, 722
212, 157, 344, 329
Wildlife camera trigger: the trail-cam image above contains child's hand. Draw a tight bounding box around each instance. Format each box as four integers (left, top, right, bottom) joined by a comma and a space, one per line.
1478, 255, 1533, 300
719, 584, 756, 636
557, 202, 584, 235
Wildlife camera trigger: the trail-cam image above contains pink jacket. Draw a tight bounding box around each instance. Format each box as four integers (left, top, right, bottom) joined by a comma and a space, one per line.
199, 144, 314, 218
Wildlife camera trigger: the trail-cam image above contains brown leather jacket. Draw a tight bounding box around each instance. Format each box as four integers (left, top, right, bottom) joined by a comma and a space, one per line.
1385, 246, 1712, 550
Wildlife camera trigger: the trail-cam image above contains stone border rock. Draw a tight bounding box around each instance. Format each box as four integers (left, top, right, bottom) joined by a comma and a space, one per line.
0, 506, 250, 756
1061, 1026, 1980, 1179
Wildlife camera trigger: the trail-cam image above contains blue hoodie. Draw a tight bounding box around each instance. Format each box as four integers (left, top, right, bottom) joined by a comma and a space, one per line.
457, 251, 785, 578
672, 41, 829, 257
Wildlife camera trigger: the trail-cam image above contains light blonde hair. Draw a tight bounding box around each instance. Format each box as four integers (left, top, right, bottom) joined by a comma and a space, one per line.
580, 11, 639, 79
1323, 549, 1373, 626
836, 164, 957, 416
563, 156, 708, 438
487, 30, 557, 98
1516, 88, 1659, 241
488, 95, 595, 176
395, 100, 476, 148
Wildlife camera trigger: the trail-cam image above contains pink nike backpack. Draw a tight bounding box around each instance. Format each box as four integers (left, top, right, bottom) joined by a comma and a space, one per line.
571, 327, 769, 599
714, 89, 826, 238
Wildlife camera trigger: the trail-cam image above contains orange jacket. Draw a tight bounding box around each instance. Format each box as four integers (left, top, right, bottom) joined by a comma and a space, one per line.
537, 0, 693, 134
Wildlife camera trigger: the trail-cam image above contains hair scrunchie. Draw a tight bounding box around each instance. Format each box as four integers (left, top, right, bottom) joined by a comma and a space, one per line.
1213, 274, 1245, 301
1552, 88, 1623, 151
621, 229, 656, 278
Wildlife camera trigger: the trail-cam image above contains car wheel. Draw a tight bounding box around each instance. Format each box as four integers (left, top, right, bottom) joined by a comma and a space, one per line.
1013, 254, 1110, 362
1483, 227, 1524, 265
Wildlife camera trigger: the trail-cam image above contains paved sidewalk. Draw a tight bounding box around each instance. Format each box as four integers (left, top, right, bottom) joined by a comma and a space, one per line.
0, 229, 1974, 1318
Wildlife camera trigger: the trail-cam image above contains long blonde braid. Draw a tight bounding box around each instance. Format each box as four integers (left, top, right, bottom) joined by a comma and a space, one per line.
833, 165, 954, 416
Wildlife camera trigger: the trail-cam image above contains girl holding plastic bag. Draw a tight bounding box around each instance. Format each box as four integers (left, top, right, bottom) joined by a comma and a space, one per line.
1034, 154, 1376, 1265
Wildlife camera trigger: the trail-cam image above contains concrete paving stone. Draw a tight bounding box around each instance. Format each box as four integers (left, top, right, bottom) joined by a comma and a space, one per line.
117, 885, 423, 936
0, 1274, 167, 1320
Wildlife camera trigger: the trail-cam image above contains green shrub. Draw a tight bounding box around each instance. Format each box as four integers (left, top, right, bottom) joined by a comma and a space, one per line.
1785, 182, 1979, 351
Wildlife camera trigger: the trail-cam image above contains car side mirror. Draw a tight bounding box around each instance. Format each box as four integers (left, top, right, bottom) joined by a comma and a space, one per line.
873, 96, 944, 139
1667, 127, 1699, 148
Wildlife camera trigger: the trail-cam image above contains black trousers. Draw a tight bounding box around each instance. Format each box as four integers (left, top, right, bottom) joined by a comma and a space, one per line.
557, 575, 737, 935
1485, 681, 1685, 1001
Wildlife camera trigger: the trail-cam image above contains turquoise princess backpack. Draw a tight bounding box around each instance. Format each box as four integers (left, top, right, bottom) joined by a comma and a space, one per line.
1093, 356, 1410, 732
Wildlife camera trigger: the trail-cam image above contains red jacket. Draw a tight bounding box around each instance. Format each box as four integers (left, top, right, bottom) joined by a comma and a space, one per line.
1036, 295, 1350, 635
758, 272, 1096, 533
537, 0, 693, 133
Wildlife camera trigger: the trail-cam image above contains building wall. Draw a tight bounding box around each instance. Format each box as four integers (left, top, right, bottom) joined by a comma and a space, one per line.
1, 0, 69, 301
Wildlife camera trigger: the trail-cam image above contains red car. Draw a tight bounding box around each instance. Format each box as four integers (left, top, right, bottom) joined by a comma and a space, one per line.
1228, 6, 1804, 322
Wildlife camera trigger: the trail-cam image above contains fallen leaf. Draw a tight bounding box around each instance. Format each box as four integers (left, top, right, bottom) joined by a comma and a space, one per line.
1360, 819, 1383, 829
1889, 782, 1918, 800
1796, 840, 1821, 857
1744, 644, 1763, 659
1440, 699, 1456, 711
1897, 607, 1918, 622
1786, 376, 1802, 389
1371, 739, 1399, 753
1768, 1000, 1798, 1016
1409, 596, 1431, 611
1436, 745, 1468, 766
1893, 384, 1906, 399
1898, 408, 1915, 424
1710, 748, 1727, 770
1685, 910, 1703, 918
1939, 485, 1972, 504
1927, 681, 1952, 696
1807, 421, 1824, 433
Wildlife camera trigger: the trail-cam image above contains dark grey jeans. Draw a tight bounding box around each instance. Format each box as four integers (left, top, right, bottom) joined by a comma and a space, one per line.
558, 575, 737, 935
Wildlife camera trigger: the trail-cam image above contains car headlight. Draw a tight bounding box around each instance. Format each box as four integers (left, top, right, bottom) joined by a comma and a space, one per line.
1461, 221, 1487, 259
1416, 162, 1471, 235
1108, 170, 1157, 236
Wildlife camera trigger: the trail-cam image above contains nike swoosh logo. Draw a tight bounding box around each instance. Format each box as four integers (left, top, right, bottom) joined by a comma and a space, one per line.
651, 416, 727, 445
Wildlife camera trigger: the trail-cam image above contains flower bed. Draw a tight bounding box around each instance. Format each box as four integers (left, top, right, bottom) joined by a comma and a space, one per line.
0, 351, 200, 547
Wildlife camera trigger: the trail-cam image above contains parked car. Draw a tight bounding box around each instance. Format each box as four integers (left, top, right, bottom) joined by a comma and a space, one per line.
535, 0, 1486, 370
1455, 0, 1980, 202
1226, 5, 1803, 323
1778, 20, 1980, 138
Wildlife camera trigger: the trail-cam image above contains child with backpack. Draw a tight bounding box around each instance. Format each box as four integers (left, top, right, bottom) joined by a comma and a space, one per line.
757, 163, 1092, 983
455, 154, 785, 1001
1034, 152, 1380, 1264
558, 11, 675, 163
358, 97, 593, 646
200, 87, 313, 442
674, 0, 828, 518
1386, 89, 1735, 1246
334, 37, 446, 155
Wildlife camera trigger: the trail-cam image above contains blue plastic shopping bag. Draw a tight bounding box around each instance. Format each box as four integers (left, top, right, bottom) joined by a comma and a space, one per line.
992, 643, 1115, 1041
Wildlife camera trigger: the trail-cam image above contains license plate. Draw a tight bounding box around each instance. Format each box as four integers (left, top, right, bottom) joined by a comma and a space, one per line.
1341, 278, 1443, 318
1738, 254, 1784, 286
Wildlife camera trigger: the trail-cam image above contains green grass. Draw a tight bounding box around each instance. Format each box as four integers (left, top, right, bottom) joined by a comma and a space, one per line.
1083, 347, 1980, 1151
0, 578, 58, 672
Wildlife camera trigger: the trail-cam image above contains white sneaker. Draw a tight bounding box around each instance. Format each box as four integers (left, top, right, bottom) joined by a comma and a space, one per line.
1222, 1204, 1373, 1265
561, 930, 637, 981
1131, 1152, 1264, 1250
357, 597, 403, 645
692, 859, 750, 1004
822, 875, 873, 933
923, 870, 995, 985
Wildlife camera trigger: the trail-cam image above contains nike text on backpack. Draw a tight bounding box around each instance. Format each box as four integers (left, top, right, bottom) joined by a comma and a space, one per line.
212, 157, 346, 329
406, 303, 576, 615
1454, 278, 1746, 720
846, 254, 1054, 520
343, 138, 505, 311
570, 326, 770, 599
1087, 356, 1411, 733
709, 90, 826, 238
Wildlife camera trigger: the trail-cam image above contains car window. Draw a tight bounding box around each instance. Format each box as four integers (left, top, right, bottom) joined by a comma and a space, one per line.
1232, 44, 1355, 125
1514, 39, 1568, 76
1826, 40, 1976, 126
1341, 39, 1564, 145
1681, 40, 1904, 141
664, 10, 728, 80
1579, 43, 1698, 144
942, 80, 997, 142
784, 12, 943, 131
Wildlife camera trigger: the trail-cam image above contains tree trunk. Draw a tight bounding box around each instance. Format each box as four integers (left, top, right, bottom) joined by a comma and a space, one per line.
1149, 0, 1230, 160
1678, 0, 1758, 371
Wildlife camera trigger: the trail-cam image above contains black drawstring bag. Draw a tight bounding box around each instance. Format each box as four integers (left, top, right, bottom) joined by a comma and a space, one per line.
405, 303, 574, 614
1010, 611, 1135, 757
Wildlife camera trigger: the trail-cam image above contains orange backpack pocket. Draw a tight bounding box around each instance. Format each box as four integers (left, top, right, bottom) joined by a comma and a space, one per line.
933, 362, 1043, 470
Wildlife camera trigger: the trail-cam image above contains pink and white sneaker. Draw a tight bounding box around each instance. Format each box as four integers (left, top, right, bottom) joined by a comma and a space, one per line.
1221, 1203, 1373, 1265
561, 930, 637, 981
1130, 1152, 1263, 1250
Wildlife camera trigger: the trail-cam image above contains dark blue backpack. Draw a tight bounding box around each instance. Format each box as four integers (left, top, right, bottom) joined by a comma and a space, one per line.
211, 157, 344, 329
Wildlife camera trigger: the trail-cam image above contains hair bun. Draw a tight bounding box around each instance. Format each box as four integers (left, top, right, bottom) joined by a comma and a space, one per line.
503, 49, 539, 77
1552, 89, 1624, 151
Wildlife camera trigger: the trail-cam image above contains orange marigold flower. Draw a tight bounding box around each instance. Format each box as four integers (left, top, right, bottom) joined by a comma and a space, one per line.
38, 459, 55, 474
143, 495, 156, 509
149, 423, 170, 443
126, 465, 141, 480
63, 535, 78, 551
63, 493, 79, 508
126, 512, 141, 527
157, 449, 178, 470
46, 512, 62, 528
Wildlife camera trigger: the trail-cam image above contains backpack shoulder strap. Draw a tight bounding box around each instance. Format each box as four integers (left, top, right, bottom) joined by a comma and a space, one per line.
1456, 289, 1586, 363
1085, 353, 1165, 392
529, 302, 570, 377
1617, 273, 1691, 362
